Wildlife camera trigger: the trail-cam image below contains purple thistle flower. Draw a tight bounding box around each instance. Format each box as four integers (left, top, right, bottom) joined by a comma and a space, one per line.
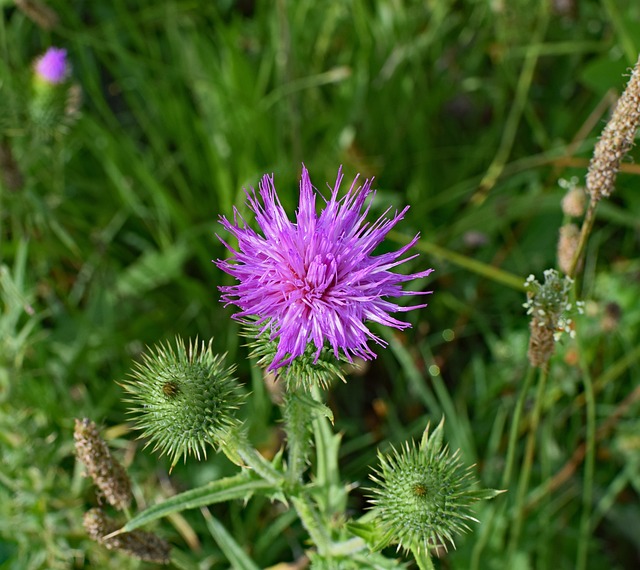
34, 47, 69, 84
216, 165, 433, 372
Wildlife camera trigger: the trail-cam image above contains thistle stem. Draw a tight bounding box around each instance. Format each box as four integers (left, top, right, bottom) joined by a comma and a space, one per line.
222, 433, 282, 487
411, 544, 436, 570
291, 494, 331, 555
576, 337, 596, 570
282, 391, 312, 487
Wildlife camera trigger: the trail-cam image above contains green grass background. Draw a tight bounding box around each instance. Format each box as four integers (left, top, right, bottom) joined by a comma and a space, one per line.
1, 0, 640, 568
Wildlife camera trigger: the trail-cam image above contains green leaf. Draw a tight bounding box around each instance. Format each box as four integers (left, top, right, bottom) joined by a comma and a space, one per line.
123, 472, 275, 532
202, 509, 260, 570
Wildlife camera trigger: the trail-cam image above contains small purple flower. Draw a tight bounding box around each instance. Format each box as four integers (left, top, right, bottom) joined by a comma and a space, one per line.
34, 47, 69, 84
216, 165, 433, 372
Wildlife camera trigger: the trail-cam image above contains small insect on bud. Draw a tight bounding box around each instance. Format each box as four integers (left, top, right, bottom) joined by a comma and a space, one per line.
74, 418, 132, 511
120, 337, 243, 470
368, 418, 503, 555
83, 508, 171, 564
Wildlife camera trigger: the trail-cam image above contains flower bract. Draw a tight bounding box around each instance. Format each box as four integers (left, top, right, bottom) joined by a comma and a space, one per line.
368, 418, 503, 554
120, 337, 242, 470
216, 165, 433, 372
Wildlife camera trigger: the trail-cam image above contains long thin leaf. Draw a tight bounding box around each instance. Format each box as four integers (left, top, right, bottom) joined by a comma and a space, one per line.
123, 473, 275, 532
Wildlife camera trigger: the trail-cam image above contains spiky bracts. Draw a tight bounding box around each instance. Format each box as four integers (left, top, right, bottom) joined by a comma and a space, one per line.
368, 419, 502, 555
120, 337, 243, 469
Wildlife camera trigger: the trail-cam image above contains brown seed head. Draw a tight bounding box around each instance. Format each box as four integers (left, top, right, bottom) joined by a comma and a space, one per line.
74, 418, 132, 511
586, 55, 640, 201
83, 508, 171, 565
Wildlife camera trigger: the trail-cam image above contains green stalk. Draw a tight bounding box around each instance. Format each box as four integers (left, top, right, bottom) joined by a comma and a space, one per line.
576, 343, 596, 570
567, 198, 597, 279
507, 366, 549, 563
282, 391, 312, 487
223, 434, 282, 487
291, 494, 331, 555
471, 365, 536, 570
411, 544, 436, 570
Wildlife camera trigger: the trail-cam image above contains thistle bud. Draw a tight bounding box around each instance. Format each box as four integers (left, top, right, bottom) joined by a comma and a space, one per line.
83, 508, 171, 564
368, 418, 502, 555
523, 270, 584, 368
120, 337, 243, 470
34, 47, 69, 86
74, 418, 132, 511
30, 47, 74, 137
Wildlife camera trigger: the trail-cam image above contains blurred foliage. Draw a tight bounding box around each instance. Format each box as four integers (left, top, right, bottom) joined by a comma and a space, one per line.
1, 0, 639, 568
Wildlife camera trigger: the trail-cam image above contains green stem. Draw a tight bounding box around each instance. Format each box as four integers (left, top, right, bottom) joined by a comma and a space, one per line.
576, 343, 596, 570
501, 365, 537, 489
223, 433, 283, 487
568, 198, 598, 279
282, 392, 312, 487
507, 366, 549, 563
327, 537, 367, 557
291, 494, 332, 555
473, 1, 549, 203
471, 365, 536, 570
411, 544, 436, 570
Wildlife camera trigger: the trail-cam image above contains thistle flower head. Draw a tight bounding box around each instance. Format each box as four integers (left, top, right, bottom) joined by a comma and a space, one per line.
34, 47, 69, 84
216, 165, 433, 374
368, 418, 502, 554
120, 337, 243, 470
74, 418, 132, 511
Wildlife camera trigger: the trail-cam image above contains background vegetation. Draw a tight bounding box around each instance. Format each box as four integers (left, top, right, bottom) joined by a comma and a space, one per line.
1, 0, 639, 568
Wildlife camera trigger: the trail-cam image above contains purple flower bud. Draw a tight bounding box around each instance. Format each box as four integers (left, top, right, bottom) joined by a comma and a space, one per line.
34, 47, 69, 84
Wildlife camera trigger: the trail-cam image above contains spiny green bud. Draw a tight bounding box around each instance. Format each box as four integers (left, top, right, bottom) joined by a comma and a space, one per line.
83, 508, 171, 564
74, 418, 132, 511
242, 321, 347, 391
368, 418, 503, 555
120, 337, 243, 470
